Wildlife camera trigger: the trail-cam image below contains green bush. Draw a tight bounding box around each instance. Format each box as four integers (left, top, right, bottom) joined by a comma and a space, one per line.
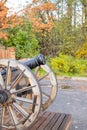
2, 24, 40, 59
51, 54, 87, 76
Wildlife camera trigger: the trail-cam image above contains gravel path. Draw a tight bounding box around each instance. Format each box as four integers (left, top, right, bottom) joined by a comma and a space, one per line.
47, 78, 87, 130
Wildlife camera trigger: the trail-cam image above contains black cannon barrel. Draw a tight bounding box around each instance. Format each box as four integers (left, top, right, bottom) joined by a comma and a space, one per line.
1, 54, 46, 75
23, 54, 46, 69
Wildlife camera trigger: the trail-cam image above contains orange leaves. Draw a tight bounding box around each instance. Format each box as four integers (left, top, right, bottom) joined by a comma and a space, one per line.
31, 2, 56, 11
32, 19, 53, 33
0, 0, 23, 39
38, 3, 56, 11
0, 0, 8, 24
25, 1, 56, 34
31, 2, 56, 14
8, 15, 23, 28
0, 0, 9, 39
0, 32, 8, 39
0, 0, 57, 38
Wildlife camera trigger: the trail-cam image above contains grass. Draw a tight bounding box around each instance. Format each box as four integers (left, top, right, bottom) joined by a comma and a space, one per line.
56, 71, 87, 77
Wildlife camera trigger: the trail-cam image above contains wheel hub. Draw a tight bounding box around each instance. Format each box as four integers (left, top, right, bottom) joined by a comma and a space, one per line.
0, 90, 9, 104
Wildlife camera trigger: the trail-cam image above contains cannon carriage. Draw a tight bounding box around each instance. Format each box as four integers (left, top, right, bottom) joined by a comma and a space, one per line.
0, 54, 58, 130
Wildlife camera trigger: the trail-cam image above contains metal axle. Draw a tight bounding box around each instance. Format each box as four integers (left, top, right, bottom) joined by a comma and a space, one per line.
0, 90, 9, 104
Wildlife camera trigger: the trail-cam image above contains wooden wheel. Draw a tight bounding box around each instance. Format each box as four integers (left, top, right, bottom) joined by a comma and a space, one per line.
34, 64, 58, 111
0, 59, 41, 130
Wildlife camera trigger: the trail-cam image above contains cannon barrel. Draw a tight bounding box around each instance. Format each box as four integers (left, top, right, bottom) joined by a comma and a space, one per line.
23, 54, 46, 69
1, 54, 46, 75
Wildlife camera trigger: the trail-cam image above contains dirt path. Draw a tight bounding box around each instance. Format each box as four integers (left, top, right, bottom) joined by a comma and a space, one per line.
47, 78, 87, 130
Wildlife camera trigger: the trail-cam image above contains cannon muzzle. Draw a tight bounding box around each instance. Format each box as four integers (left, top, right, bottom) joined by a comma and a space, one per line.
23, 54, 46, 69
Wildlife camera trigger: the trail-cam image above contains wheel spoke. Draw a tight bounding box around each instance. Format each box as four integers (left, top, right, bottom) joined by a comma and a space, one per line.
38, 73, 49, 81
34, 66, 40, 75
5, 61, 11, 88
8, 105, 19, 125
1, 106, 6, 125
34, 64, 58, 111
10, 85, 35, 94
32, 95, 37, 113
12, 96, 34, 104
39, 83, 51, 87
8, 105, 25, 130
0, 73, 5, 89
13, 103, 29, 117
10, 69, 25, 90
42, 91, 50, 98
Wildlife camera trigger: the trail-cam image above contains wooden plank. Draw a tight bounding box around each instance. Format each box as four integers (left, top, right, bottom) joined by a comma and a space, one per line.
44, 113, 60, 130
38, 112, 55, 130
29, 112, 51, 130
52, 113, 65, 130
29, 111, 71, 130
58, 114, 72, 130
2, 111, 71, 130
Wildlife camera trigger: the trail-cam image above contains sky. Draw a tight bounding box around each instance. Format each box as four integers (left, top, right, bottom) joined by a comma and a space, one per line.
6, 0, 32, 14
5, 0, 55, 15
6, 0, 55, 11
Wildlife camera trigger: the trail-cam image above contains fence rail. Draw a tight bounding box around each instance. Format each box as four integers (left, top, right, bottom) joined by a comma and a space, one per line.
0, 47, 15, 59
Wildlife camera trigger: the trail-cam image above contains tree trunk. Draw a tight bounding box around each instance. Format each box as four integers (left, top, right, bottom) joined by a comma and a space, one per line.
67, 0, 73, 32
81, 0, 87, 39
73, 1, 76, 29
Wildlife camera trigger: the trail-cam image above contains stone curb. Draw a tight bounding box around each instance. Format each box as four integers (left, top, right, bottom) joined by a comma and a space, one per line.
57, 76, 87, 81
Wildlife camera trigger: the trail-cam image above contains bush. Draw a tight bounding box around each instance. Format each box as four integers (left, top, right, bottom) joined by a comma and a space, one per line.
51, 54, 87, 76
75, 42, 87, 59
2, 24, 40, 59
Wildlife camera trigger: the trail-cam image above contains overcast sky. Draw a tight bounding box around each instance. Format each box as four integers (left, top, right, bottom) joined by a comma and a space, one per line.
5, 0, 55, 14
6, 0, 32, 14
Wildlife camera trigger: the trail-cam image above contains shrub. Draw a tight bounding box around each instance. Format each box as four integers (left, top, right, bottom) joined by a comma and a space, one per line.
51, 54, 87, 76
75, 43, 87, 59
2, 24, 40, 59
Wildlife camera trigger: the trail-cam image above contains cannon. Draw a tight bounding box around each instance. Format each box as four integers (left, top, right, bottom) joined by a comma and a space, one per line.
0, 54, 58, 130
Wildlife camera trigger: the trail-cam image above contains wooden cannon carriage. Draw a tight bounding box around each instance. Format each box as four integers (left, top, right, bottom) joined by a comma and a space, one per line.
0, 54, 58, 130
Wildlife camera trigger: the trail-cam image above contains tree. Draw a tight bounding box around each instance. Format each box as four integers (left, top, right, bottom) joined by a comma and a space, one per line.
81, 0, 87, 40
23, 0, 57, 55
0, 0, 87, 58
0, 0, 23, 39
0, 0, 8, 39
0, 0, 40, 58
24, 0, 57, 33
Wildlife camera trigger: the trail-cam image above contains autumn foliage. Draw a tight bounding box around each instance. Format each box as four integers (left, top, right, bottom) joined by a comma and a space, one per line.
0, 0, 8, 38
0, 0, 57, 39
0, 0, 8, 29
24, 0, 57, 34
0, 0, 23, 39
